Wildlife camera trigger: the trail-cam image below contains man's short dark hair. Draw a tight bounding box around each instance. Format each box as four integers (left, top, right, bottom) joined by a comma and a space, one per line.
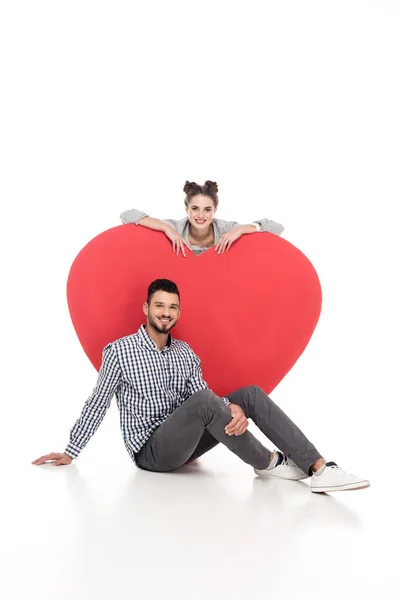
147, 279, 180, 305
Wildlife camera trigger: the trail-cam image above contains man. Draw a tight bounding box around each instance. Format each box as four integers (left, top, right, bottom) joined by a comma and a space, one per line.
32, 279, 369, 493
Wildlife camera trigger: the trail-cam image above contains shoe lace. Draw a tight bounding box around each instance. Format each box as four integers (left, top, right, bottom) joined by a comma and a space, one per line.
326, 464, 354, 478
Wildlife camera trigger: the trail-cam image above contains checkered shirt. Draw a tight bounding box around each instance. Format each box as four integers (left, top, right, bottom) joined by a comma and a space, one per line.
64, 325, 229, 462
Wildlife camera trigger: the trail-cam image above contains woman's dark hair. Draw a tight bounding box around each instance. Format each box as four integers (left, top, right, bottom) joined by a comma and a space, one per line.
183, 180, 219, 209
147, 279, 180, 305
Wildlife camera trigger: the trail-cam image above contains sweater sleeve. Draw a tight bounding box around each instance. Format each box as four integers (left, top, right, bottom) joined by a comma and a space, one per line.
120, 209, 149, 224
253, 218, 284, 236
120, 210, 184, 233
218, 218, 284, 237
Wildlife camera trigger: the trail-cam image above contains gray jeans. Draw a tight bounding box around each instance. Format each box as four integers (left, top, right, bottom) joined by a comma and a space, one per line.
135, 386, 322, 475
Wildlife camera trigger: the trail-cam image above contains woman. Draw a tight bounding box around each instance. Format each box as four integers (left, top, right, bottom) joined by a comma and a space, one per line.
120, 180, 284, 257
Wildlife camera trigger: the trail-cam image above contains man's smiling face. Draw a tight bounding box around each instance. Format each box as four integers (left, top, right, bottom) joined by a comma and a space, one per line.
143, 290, 181, 335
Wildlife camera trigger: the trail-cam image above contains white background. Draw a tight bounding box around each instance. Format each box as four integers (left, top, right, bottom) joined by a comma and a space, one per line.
1, 2, 399, 599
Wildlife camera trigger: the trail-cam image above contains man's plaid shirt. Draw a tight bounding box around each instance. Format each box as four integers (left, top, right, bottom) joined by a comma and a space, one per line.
65, 325, 229, 462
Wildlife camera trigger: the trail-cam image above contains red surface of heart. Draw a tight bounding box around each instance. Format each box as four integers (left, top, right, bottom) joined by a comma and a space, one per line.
67, 226, 322, 396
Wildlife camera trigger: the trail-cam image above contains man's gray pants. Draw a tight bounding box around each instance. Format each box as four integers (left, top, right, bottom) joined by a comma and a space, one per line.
135, 386, 322, 475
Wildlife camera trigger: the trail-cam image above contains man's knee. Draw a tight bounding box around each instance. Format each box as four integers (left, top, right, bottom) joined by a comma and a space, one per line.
186, 390, 229, 420
246, 385, 262, 394
187, 389, 219, 408
229, 385, 269, 408
247, 385, 271, 399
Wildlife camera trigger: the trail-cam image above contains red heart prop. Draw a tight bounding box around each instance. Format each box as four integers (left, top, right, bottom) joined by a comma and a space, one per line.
67, 226, 322, 396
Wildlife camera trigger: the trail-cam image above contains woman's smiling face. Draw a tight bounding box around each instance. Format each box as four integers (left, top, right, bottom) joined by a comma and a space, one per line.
186, 194, 216, 230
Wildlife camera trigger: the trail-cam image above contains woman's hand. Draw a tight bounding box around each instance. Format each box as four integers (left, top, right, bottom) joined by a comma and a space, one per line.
214, 227, 244, 254
164, 227, 192, 257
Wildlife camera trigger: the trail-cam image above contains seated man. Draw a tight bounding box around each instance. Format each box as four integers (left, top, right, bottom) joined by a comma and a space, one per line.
32, 279, 369, 493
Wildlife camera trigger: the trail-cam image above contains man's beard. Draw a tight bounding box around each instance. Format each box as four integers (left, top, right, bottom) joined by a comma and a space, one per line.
148, 314, 176, 335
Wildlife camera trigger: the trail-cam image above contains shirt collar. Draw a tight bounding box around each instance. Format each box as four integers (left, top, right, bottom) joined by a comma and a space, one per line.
137, 324, 173, 352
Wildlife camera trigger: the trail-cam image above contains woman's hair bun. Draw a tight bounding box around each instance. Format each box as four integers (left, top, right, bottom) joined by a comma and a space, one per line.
183, 181, 201, 194
183, 179, 219, 208
204, 180, 218, 193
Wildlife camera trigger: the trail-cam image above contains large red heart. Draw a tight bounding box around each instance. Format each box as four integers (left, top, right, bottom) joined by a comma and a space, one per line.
67, 226, 322, 396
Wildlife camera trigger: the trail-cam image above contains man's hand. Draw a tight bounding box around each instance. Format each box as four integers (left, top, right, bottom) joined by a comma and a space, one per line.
32, 452, 73, 467
225, 404, 248, 436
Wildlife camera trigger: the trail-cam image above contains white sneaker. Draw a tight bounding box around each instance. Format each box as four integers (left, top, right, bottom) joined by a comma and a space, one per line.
254, 453, 309, 481
311, 462, 370, 493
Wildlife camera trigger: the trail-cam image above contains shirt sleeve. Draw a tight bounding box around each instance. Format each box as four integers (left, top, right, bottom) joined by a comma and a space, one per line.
120, 209, 149, 224
120, 210, 183, 233
220, 219, 241, 234
253, 218, 284, 236
218, 218, 284, 236
64, 344, 122, 459
186, 351, 230, 407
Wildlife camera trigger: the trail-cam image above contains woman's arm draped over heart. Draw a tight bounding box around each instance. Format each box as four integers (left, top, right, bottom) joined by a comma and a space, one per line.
218, 218, 284, 236
120, 208, 182, 232
120, 210, 284, 238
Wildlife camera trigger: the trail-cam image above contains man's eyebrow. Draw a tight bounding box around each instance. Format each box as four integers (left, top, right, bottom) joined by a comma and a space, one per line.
154, 301, 179, 308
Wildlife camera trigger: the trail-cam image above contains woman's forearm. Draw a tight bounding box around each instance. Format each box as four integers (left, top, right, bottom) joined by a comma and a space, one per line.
238, 224, 258, 235
138, 216, 171, 233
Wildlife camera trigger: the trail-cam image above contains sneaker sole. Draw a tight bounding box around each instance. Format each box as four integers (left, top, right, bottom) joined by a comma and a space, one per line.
311, 481, 370, 493
254, 469, 308, 481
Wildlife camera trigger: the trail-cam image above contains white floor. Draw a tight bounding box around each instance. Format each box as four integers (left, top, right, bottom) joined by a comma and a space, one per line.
2, 422, 396, 600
